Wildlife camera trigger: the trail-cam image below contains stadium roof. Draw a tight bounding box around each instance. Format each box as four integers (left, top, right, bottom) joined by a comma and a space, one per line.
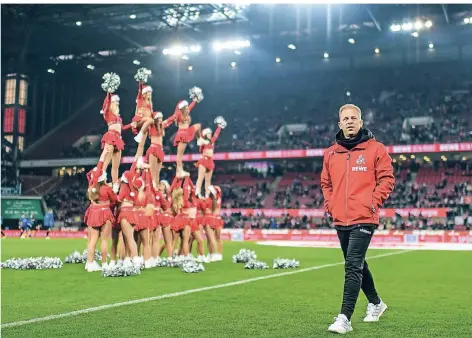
2, 4, 472, 75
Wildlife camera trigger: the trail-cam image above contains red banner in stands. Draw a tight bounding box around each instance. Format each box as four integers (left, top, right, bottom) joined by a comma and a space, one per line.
220, 208, 449, 218
119, 142, 472, 163
464, 196, 472, 205
234, 229, 472, 244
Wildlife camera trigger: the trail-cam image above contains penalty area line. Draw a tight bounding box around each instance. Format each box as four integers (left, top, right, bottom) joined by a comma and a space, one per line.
2, 250, 412, 329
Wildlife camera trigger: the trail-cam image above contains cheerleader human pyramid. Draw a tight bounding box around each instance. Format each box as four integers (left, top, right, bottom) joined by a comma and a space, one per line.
83, 68, 228, 272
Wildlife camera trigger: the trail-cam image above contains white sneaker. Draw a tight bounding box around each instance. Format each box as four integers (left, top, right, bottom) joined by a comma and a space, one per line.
328, 314, 353, 334
144, 259, 154, 269
45, 237, 50, 240
117, 259, 124, 266
86, 261, 102, 272
216, 253, 223, 261
186, 254, 195, 261
102, 262, 109, 269
134, 131, 143, 143
364, 300, 388, 322
132, 256, 142, 268
123, 258, 133, 267
196, 255, 205, 263
108, 260, 116, 268
84, 262, 89, 270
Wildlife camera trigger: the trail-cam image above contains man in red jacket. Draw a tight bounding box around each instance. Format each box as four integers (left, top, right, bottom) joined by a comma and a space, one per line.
321, 104, 395, 334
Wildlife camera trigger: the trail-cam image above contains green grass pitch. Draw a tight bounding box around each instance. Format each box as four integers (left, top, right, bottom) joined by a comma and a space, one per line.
1, 238, 471, 337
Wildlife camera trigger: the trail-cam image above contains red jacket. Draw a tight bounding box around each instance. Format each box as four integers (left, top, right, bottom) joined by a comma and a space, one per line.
320, 137, 395, 226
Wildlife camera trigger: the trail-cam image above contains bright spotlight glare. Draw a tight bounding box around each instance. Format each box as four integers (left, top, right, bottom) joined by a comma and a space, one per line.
346, 91, 351, 97
213, 39, 250, 52
390, 24, 401, 32
411, 31, 419, 38
402, 22, 413, 31
234, 50, 241, 55
428, 43, 434, 49
76, 21, 82, 26
425, 20, 433, 28
133, 60, 141, 65
47, 69, 55, 74
181, 55, 189, 60
323, 52, 329, 59
374, 48, 380, 54
163, 45, 201, 56
130, 14, 137, 19
275, 57, 281, 63
287, 44, 296, 50
231, 61, 236, 68
464, 17, 471, 24
87, 64, 94, 70
348, 38, 355, 44
189, 45, 201, 53
414, 21, 423, 30
188, 65, 193, 71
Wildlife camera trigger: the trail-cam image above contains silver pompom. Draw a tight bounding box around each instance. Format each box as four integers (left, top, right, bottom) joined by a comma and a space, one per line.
65, 251, 86, 264
273, 258, 300, 269
1, 257, 63, 270
244, 260, 269, 270
155, 257, 172, 268
81, 249, 109, 262
101, 72, 121, 93
135, 67, 152, 83
214, 116, 227, 129
181, 261, 205, 273
189, 86, 204, 102
232, 249, 257, 263
102, 264, 141, 277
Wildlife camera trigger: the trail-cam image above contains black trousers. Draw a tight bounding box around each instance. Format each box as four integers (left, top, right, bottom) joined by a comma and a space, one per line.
337, 225, 380, 320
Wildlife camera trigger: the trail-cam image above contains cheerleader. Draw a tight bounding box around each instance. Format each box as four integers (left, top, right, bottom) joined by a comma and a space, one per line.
95, 73, 131, 193
164, 87, 204, 177
195, 116, 227, 198
131, 70, 162, 160
132, 166, 154, 268
114, 162, 141, 267
196, 195, 218, 262
209, 185, 224, 261
146, 112, 175, 189
143, 166, 161, 266
170, 176, 207, 261
156, 180, 174, 258
84, 171, 116, 272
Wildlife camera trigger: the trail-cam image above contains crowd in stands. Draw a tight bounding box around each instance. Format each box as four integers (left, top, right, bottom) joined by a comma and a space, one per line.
58, 61, 472, 159
36, 159, 471, 230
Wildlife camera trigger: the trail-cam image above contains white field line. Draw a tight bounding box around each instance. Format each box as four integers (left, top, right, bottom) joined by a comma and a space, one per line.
2, 250, 412, 329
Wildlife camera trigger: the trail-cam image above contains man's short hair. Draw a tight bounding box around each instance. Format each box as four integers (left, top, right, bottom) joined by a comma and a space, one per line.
338, 104, 362, 120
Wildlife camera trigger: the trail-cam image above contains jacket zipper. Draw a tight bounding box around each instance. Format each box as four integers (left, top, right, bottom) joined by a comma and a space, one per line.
346, 152, 350, 226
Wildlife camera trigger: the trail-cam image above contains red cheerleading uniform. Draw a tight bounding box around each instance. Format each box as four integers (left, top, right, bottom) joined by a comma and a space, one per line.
116, 182, 137, 227
116, 162, 141, 227
156, 191, 173, 227
196, 197, 218, 228
170, 176, 200, 232
195, 126, 222, 172
84, 184, 117, 227
145, 143, 165, 163
100, 93, 131, 151
163, 100, 198, 146
132, 174, 153, 232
